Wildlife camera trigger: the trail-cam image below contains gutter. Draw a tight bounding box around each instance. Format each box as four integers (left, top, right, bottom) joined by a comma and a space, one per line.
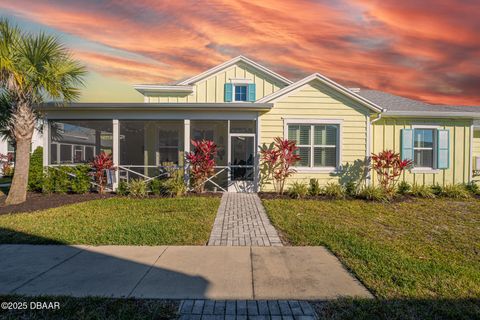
381, 111, 480, 119
36, 103, 274, 112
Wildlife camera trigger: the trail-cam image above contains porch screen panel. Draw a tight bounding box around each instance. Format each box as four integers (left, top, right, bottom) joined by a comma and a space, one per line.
49, 120, 113, 165
120, 121, 184, 177
191, 120, 229, 191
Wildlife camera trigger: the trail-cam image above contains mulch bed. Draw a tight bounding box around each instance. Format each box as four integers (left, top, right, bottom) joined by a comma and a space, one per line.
0, 192, 114, 215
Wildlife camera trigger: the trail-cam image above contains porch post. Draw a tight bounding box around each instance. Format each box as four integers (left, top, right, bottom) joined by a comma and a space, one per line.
112, 119, 119, 190
42, 118, 49, 168
255, 114, 261, 192
184, 119, 190, 188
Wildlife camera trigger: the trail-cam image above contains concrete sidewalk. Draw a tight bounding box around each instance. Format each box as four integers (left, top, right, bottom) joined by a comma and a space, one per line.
0, 245, 371, 300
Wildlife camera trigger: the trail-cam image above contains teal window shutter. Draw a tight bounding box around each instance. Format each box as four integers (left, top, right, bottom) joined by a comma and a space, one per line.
224, 83, 233, 102
401, 129, 414, 161
247, 83, 256, 102
437, 129, 449, 169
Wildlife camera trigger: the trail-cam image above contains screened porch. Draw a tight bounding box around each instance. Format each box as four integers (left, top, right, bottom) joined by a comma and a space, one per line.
44, 119, 258, 192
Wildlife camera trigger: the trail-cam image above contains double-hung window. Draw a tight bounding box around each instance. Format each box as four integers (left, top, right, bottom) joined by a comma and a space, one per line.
287, 122, 340, 169
413, 129, 434, 168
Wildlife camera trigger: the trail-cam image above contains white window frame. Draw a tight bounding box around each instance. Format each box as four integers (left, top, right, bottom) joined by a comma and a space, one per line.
411, 124, 440, 173
233, 84, 248, 102
283, 119, 342, 172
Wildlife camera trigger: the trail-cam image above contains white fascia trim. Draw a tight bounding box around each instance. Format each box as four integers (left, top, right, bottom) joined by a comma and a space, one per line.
257, 73, 384, 113
178, 55, 293, 86
383, 111, 480, 118
133, 84, 194, 93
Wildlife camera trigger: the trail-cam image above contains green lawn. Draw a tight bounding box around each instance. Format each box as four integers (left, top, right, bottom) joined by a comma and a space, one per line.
0, 295, 177, 320
263, 198, 480, 319
0, 197, 220, 245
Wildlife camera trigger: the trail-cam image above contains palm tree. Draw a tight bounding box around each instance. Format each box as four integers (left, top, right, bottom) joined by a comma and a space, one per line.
0, 19, 86, 204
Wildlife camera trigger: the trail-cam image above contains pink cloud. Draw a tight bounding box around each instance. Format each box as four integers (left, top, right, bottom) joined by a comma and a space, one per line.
1, 0, 479, 105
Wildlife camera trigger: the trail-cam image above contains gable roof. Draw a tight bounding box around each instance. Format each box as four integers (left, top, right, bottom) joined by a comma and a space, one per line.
257, 73, 384, 113
177, 55, 293, 86
357, 89, 480, 117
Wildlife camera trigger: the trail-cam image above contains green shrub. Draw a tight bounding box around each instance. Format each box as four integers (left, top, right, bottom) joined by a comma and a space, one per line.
345, 181, 358, 197
397, 181, 411, 195
308, 179, 322, 196
42, 165, 91, 194
69, 165, 91, 194
410, 183, 435, 198
28, 146, 43, 192
441, 184, 471, 199
466, 182, 480, 195
116, 181, 129, 196
41, 170, 55, 194
128, 179, 148, 198
288, 181, 309, 199
165, 169, 187, 197
324, 182, 345, 199
357, 185, 389, 202
149, 178, 165, 195
150, 169, 187, 197
430, 184, 443, 196
43, 168, 70, 194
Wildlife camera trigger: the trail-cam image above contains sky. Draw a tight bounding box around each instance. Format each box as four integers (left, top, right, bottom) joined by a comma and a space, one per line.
1, 0, 479, 105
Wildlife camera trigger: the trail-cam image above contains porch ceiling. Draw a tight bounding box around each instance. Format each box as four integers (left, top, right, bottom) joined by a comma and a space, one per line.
37, 102, 273, 112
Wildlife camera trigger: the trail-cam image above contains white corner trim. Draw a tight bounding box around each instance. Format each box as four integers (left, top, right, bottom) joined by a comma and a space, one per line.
178, 55, 292, 86
365, 114, 371, 186
470, 124, 474, 183
257, 73, 384, 113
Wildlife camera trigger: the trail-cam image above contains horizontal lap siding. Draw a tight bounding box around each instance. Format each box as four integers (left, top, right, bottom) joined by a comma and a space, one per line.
145, 62, 285, 103
259, 83, 370, 189
371, 118, 472, 186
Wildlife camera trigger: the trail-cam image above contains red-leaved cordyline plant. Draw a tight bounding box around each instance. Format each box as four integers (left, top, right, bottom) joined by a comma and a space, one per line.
186, 139, 217, 193
371, 150, 412, 194
260, 137, 301, 195
90, 152, 115, 194
0, 153, 14, 176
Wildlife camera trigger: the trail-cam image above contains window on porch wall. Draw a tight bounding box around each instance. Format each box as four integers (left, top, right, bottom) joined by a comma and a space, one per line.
119, 120, 184, 180
49, 120, 113, 165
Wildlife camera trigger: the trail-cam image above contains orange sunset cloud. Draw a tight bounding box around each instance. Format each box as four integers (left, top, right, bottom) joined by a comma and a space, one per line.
1, 0, 479, 105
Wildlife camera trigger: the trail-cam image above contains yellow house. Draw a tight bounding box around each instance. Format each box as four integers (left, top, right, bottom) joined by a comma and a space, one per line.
38, 56, 480, 192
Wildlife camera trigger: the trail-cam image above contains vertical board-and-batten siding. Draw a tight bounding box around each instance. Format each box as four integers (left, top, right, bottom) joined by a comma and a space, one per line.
144, 62, 285, 103
371, 118, 472, 186
259, 82, 370, 186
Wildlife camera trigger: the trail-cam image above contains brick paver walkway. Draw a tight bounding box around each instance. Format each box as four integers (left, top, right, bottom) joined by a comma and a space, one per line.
194, 193, 317, 319
208, 193, 282, 246
179, 299, 317, 320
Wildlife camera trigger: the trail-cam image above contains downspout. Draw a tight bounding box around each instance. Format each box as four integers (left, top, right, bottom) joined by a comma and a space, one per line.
366, 112, 383, 186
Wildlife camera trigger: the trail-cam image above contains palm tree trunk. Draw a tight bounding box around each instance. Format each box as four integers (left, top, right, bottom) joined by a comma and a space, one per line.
5, 101, 36, 205
5, 137, 31, 204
